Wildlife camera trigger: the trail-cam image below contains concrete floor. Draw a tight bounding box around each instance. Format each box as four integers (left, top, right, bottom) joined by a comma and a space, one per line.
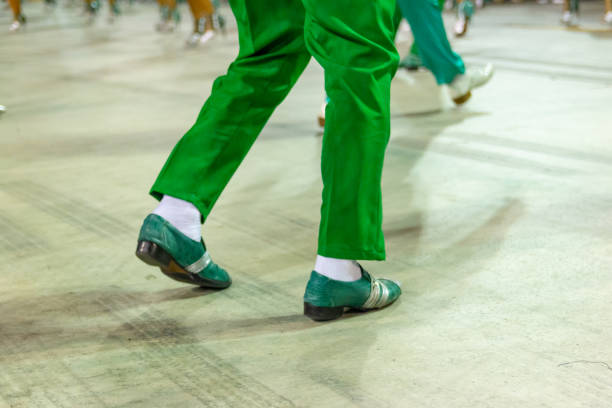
1, 2, 612, 407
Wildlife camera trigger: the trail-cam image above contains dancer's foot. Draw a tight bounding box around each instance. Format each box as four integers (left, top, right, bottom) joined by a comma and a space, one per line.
9, 20, 21, 32
303, 265, 401, 321
186, 29, 215, 46
561, 11, 579, 26
155, 20, 176, 32
453, 16, 469, 37
399, 53, 423, 71
0, 105, 6, 114
448, 63, 494, 105
9, 14, 26, 32
199, 30, 215, 44
186, 32, 202, 46
135, 214, 231, 288
156, 7, 179, 32
454, 0, 474, 37
317, 99, 327, 128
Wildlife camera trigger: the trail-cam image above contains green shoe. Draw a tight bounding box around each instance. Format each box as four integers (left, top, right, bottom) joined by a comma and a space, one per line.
303, 266, 401, 321
135, 214, 231, 289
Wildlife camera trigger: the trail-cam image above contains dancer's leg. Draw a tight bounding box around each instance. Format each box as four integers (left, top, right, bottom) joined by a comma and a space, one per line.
139, 0, 310, 288
398, 0, 465, 84
8, 0, 21, 20
402, 0, 445, 70
187, 0, 214, 20
8, 0, 26, 31
151, 0, 311, 218
299, 0, 402, 320
185, 0, 215, 44
302, 0, 399, 260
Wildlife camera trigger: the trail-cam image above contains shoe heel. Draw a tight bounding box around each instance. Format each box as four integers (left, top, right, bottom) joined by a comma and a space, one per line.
452, 90, 472, 105
304, 302, 344, 321
135, 240, 171, 268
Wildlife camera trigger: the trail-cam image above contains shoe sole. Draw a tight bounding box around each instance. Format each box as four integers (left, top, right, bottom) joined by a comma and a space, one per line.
135, 240, 231, 289
304, 302, 345, 321
452, 90, 472, 105
304, 298, 400, 322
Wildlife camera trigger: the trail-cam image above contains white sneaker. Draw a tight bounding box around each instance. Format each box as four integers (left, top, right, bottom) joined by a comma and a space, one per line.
561, 11, 579, 26
186, 32, 202, 46
454, 17, 469, 37
186, 30, 215, 47
560, 11, 571, 24
0, 105, 6, 114
604, 11, 612, 24
9, 20, 22, 32
199, 30, 214, 44
448, 63, 494, 105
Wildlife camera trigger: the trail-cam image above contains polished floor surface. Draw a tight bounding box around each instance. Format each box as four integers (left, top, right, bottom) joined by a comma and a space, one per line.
1, 2, 612, 407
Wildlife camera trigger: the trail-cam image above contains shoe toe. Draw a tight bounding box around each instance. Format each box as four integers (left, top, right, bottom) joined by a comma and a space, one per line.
378, 278, 402, 304
197, 262, 232, 288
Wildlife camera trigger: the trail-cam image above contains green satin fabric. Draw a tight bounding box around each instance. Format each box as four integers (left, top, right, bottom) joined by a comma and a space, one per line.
151, 0, 400, 260
402, 0, 466, 84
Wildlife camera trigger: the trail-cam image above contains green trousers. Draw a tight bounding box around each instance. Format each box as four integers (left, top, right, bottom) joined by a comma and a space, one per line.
151, 0, 400, 260
402, 0, 465, 84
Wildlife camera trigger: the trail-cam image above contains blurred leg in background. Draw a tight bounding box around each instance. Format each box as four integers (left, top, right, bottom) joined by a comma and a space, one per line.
84, 0, 99, 23
155, 0, 179, 32
561, 0, 579, 26
400, 0, 447, 71
8, 0, 26, 32
454, 0, 474, 37
107, 0, 121, 22
185, 0, 215, 46
397, 0, 493, 104
604, 0, 612, 24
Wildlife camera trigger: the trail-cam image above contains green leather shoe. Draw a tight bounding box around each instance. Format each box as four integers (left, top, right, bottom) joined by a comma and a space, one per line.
135, 214, 231, 289
303, 266, 401, 321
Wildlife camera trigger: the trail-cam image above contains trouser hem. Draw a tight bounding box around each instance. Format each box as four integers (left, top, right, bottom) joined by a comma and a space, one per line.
317, 246, 385, 261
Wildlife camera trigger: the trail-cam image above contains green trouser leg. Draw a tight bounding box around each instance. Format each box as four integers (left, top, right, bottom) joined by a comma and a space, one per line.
303, 0, 399, 260
408, 0, 445, 59
400, 0, 465, 84
152, 1, 310, 219
569, 0, 579, 12
151, 0, 399, 260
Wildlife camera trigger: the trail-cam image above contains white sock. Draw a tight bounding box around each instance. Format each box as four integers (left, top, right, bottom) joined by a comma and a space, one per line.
314, 255, 361, 282
152, 195, 201, 241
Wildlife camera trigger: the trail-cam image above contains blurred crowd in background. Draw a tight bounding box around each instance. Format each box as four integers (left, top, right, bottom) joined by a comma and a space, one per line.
2, 0, 611, 42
